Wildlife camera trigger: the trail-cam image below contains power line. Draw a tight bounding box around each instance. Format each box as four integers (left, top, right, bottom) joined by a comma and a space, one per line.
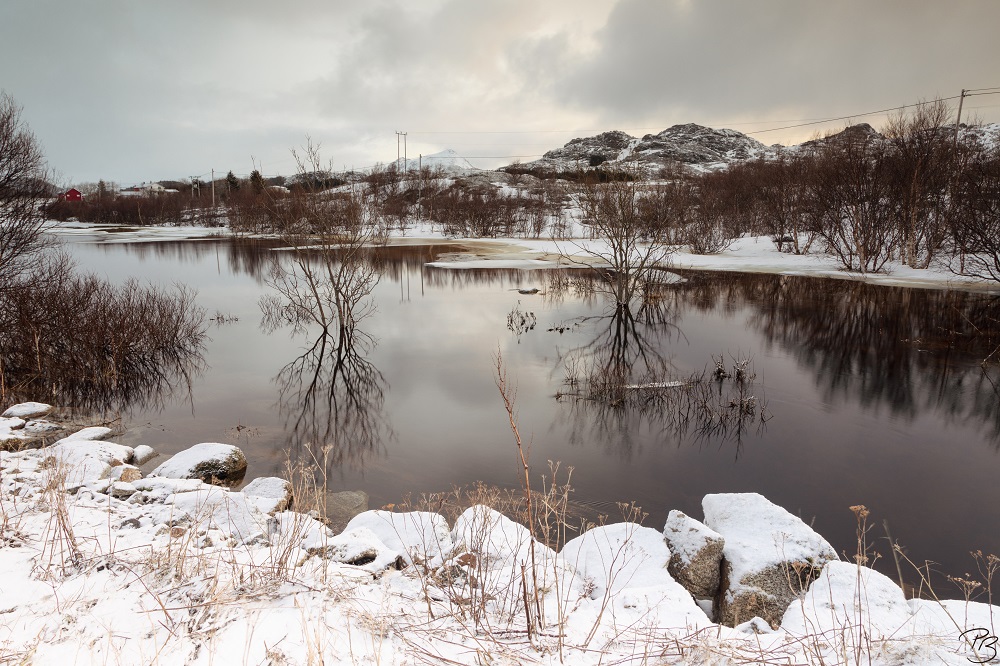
403, 90, 1000, 138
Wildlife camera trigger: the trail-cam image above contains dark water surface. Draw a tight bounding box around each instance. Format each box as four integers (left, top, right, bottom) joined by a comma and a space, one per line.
60, 236, 1000, 584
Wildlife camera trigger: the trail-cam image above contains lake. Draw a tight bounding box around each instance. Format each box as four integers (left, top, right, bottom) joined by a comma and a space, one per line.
53, 233, 1000, 585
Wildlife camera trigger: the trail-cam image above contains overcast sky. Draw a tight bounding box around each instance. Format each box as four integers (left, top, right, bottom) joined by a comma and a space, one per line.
3, 0, 999, 185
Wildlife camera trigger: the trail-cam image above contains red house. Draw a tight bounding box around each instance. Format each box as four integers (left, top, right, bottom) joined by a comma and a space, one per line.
59, 188, 83, 202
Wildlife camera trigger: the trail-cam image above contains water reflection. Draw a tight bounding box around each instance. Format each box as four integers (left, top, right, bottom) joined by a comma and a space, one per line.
550, 287, 769, 457
671, 271, 1000, 445
273, 329, 390, 470
261, 244, 392, 472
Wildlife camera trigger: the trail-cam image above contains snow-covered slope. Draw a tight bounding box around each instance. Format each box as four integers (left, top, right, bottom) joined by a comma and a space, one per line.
508, 123, 779, 175
397, 148, 478, 175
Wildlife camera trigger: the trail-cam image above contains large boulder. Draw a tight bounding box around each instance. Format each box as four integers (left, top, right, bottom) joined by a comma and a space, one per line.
663, 510, 725, 600
47, 437, 136, 486
560, 523, 712, 632
2, 402, 52, 419
346, 510, 453, 567
781, 561, 910, 639
703, 493, 838, 628
326, 490, 369, 532
151, 443, 247, 485
242, 476, 293, 514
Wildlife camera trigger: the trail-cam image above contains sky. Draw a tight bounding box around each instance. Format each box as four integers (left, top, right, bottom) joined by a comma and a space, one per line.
2, 0, 999, 186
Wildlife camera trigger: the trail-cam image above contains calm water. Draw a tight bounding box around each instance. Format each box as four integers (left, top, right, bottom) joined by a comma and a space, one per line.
57, 235, 1000, 582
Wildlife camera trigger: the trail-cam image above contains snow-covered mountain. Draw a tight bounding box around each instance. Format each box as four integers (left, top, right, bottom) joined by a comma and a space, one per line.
503, 121, 1000, 176
396, 148, 477, 175
507, 123, 780, 175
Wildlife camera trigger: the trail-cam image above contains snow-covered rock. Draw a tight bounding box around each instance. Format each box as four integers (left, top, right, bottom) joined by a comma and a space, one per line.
60, 426, 115, 441
560, 523, 712, 633
110, 463, 142, 483
346, 510, 453, 566
166, 485, 269, 544
450, 505, 562, 620
703, 492, 838, 628
47, 438, 136, 486
2, 402, 52, 419
781, 561, 910, 639
299, 523, 404, 572
663, 509, 725, 600
151, 442, 247, 485
242, 476, 293, 514
131, 444, 158, 465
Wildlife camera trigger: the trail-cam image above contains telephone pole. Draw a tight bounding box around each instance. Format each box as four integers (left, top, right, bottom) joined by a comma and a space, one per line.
396, 131, 407, 172
211, 168, 215, 208
953, 89, 968, 150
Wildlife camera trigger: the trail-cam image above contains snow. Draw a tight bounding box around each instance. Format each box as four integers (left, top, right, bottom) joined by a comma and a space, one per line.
1, 401, 52, 418
240, 475, 293, 514
345, 509, 453, 566
781, 561, 911, 638
702, 492, 838, 589
150, 442, 246, 481
2, 430, 999, 664
131, 443, 158, 465
663, 509, 723, 565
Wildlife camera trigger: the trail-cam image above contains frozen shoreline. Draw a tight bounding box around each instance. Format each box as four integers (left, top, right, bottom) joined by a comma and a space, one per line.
3, 409, 999, 665
45, 220, 1000, 294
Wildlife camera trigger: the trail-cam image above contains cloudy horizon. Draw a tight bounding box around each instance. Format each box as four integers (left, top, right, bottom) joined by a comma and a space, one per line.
3, 0, 999, 185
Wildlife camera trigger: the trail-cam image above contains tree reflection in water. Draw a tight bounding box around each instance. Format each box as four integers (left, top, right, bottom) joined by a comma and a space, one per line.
722, 272, 1000, 444
546, 270, 769, 458
260, 244, 391, 473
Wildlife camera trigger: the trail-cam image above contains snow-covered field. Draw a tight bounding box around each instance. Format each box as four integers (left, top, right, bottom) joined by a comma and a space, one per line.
2, 407, 999, 665
45, 218, 1000, 294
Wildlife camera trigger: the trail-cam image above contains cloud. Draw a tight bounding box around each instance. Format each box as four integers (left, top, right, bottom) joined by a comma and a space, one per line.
1, 0, 998, 181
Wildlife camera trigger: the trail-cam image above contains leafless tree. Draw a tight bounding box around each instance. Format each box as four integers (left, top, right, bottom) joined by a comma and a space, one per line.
567, 172, 676, 307
259, 139, 387, 338
0, 92, 51, 293
883, 99, 954, 269
811, 130, 896, 273
954, 143, 1000, 283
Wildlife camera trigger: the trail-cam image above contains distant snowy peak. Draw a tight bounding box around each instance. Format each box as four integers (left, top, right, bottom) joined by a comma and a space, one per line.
398, 149, 477, 174
510, 123, 774, 174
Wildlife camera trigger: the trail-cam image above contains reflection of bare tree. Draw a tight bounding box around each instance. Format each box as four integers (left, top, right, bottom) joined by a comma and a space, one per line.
258, 141, 392, 472
673, 270, 1000, 444
273, 328, 390, 470
0, 254, 206, 415
551, 276, 770, 457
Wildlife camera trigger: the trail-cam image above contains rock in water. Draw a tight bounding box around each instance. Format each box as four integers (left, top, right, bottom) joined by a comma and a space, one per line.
663, 510, 725, 601
151, 443, 248, 485
2, 402, 53, 419
703, 492, 837, 628
325, 490, 369, 533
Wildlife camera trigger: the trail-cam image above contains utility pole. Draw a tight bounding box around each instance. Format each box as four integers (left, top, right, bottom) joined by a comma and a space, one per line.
953, 89, 968, 150
211, 168, 215, 208
396, 130, 407, 172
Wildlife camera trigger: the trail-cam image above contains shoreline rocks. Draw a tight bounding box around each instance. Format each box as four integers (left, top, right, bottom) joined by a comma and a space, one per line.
151, 442, 248, 485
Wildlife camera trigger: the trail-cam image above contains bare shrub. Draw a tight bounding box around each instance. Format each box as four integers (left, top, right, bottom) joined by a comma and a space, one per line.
0, 256, 207, 413
0, 92, 51, 294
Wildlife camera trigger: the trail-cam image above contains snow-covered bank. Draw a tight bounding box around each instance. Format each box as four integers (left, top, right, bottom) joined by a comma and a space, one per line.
45, 219, 1000, 293
2, 406, 997, 665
